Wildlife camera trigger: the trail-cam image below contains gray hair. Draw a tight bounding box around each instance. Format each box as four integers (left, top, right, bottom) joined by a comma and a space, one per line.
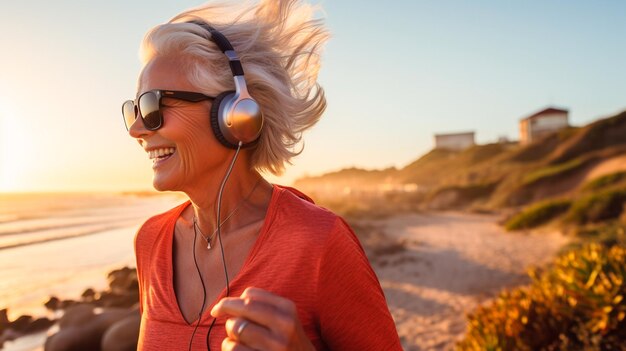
139, 0, 329, 175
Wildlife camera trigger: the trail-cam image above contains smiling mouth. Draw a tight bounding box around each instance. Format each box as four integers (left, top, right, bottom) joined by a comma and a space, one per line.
148, 147, 176, 165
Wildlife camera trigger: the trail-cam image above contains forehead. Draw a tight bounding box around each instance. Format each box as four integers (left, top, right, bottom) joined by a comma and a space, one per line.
137, 56, 196, 95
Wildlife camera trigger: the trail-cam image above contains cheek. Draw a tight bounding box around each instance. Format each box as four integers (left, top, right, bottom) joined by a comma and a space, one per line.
165, 110, 210, 145
163, 110, 227, 167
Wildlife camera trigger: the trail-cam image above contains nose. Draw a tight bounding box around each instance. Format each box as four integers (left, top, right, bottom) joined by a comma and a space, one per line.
128, 109, 151, 139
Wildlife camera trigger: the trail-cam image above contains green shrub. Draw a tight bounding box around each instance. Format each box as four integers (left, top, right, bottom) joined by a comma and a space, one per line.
566, 188, 626, 224
522, 158, 586, 186
550, 110, 626, 165
575, 222, 626, 248
582, 171, 626, 192
505, 199, 572, 231
457, 243, 626, 351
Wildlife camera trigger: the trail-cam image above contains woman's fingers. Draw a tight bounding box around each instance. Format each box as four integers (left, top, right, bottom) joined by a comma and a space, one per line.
221, 337, 256, 351
211, 292, 296, 336
240, 287, 297, 313
212, 287, 308, 350
225, 317, 284, 351
212, 297, 276, 325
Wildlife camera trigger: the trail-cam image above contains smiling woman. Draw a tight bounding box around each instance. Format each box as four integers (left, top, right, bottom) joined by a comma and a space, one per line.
115, 1, 403, 350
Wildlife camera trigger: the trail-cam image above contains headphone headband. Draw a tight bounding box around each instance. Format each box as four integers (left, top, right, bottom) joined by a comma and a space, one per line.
186, 20, 244, 76
184, 20, 263, 149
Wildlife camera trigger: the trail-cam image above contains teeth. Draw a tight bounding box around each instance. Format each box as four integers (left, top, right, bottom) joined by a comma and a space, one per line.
148, 147, 175, 160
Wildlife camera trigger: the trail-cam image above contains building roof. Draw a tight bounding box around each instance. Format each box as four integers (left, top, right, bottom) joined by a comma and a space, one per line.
521, 107, 569, 121
434, 131, 475, 138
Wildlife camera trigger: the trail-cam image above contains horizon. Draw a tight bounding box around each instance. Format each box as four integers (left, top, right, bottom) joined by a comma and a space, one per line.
1, 0, 625, 192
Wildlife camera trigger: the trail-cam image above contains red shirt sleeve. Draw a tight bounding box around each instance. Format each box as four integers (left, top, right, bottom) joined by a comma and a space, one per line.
316, 217, 402, 350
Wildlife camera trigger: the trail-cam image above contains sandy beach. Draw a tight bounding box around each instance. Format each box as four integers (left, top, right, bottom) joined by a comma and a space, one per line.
359, 211, 570, 351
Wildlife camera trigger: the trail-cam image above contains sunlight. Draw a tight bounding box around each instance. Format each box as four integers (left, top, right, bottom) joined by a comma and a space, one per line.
0, 97, 22, 191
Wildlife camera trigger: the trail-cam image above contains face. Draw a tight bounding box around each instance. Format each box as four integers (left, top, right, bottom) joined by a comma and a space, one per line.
128, 56, 231, 192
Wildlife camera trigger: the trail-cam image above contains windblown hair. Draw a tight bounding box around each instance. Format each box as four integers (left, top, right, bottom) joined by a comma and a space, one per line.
139, 0, 329, 175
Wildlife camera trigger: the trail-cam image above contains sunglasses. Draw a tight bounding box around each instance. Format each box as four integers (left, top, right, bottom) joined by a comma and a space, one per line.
122, 90, 215, 131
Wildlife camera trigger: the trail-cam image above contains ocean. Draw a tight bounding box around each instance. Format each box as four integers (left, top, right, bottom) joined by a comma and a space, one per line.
0, 192, 184, 340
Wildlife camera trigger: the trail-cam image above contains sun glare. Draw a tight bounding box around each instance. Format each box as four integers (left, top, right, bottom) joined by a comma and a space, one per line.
0, 98, 22, 191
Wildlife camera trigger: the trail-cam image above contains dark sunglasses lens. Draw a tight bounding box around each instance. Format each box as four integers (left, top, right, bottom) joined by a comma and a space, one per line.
122, 100, 136, 130
138, 92, 161, 130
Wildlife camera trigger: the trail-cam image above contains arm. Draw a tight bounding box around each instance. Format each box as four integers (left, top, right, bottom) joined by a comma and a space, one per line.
315, 217, 402, 351
211, 217, 402, 351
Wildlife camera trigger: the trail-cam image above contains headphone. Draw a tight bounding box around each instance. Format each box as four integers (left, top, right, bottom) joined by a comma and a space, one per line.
188, 20, 264, 149
185, 21, 263, 351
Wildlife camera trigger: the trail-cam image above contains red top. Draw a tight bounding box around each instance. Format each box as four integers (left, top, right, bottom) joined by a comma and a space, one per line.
134, 184, 402, 350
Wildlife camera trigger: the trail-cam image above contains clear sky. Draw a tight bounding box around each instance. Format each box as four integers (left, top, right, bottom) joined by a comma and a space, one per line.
1, 1, 625, 192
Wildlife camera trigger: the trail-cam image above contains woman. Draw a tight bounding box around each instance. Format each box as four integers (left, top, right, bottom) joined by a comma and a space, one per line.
123, 1, 402, 350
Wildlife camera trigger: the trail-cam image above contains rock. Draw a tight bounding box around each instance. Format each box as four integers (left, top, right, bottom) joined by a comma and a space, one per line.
0, 308, 9, 327
45, 307, 135, 351
59, 299, 79, 310
23, 317, 55, 333
44, 296, 61, 311
58, 305, 95, 330
81, 288, 97, 302
10, 315, 33, 332
96, 291, 138, 309
101, 310, 140, 351
107, 267, 138, 295
0, 328, 22, 348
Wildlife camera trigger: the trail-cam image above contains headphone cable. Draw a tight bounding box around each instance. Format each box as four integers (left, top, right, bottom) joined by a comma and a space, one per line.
187, 141, 243, 351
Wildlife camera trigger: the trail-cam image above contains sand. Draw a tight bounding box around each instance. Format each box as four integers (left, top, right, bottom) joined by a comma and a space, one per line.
359, 211, 570, 351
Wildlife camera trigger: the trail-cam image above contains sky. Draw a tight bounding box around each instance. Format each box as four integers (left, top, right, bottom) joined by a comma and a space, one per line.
1, 0, 625, 192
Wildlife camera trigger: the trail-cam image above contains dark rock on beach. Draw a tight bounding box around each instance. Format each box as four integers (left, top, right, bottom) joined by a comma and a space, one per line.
45, 305, 139, 351
1, 266, 142, 351
0, 310, 55, 348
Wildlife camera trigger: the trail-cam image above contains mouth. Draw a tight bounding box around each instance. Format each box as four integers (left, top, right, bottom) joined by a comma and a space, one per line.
148, 147, 176, 167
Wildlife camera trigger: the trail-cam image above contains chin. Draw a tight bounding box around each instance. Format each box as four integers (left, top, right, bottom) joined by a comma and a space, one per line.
152, 174, 178, 192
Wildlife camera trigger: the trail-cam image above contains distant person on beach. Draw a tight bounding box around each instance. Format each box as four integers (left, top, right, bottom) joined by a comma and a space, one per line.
122, 0, 402, 350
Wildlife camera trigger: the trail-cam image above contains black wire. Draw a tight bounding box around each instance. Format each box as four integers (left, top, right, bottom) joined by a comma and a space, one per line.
189, 221, 208, 351
185, 141, 242, 350
205, 141, 242, 350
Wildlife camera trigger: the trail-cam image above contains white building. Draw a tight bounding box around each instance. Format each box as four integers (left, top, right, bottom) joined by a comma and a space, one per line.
519, 107, 569, 145
434, 131, 475, 151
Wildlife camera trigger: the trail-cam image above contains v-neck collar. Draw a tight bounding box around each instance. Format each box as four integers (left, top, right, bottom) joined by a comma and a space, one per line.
166, 184, 282, 326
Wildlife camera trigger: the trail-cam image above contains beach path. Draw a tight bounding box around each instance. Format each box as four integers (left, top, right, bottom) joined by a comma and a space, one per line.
363, 212, 569, 351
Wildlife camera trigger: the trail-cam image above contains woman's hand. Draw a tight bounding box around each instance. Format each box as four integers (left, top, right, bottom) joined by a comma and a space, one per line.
211, 287, 315, 351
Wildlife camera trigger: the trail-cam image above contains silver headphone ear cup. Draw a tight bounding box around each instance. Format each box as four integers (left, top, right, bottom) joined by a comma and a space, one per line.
211, 91, 263, 149
229, 98, 263, 144
210, 91, 238, 149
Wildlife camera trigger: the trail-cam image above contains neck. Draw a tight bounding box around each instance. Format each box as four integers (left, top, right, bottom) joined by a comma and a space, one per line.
182, 152, 269, 235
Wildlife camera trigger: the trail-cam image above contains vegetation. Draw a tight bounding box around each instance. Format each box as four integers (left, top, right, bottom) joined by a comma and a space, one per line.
549, 110, 626, 165
565, 187, 626, 225
522, 158, 587, 186
508, 127, 578, 163
574, 222, 626, 249
582, 171, 626, 192
505, 199, 572, 231
462, 143, 509, 164
458, 243, 626, 351
296, 110, 626, 214
453, 112, 626, 350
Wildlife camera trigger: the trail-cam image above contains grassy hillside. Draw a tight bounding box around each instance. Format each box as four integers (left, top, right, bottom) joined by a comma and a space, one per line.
295, 109, 626, 214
